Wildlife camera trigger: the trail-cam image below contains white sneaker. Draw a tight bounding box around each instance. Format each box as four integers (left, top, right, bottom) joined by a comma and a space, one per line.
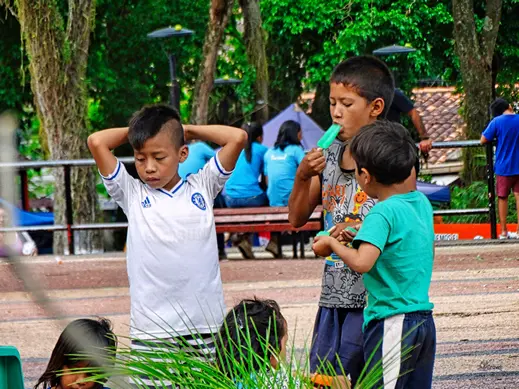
499, 232, 518, 239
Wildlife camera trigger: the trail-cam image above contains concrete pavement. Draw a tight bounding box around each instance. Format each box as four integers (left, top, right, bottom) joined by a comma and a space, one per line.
1, 244, 519, 388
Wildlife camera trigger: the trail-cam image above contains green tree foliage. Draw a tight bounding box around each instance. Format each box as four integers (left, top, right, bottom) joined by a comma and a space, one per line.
261, 0, 455, 121
88, 0, 210, 129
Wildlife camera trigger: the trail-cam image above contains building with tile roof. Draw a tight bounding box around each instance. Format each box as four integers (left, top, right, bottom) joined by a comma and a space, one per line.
412, 87, 465, 176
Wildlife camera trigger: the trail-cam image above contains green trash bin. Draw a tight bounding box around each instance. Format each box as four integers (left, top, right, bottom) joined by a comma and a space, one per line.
0, 346, 24, 389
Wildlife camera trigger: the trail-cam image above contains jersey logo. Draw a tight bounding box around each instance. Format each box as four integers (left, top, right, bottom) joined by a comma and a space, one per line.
191, 193, 207, 211
141, 196, 151, 208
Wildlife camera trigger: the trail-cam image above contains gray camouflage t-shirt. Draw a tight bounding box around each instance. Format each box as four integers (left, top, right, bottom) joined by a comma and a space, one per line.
319, 143, 376, 309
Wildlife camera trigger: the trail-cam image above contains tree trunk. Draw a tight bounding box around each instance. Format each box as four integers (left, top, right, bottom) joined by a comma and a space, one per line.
452, 0, 502, 183
14, 0, 102, 254
239, 0, 269, 123
310, 82, 332, 130
191, 0, 235, 125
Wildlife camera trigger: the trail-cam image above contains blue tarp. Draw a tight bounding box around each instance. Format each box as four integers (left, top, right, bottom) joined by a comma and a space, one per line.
263, 104, 326, 150
0, 199, 54, 226
416, 181, 451, 203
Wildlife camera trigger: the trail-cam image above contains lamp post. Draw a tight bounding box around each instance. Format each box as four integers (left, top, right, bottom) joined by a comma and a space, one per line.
372, 44, 416, 56
214, 77, 242, 125
147, 25, 194, 112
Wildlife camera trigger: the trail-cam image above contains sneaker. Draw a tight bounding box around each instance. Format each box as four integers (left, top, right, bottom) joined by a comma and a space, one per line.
237, 239, 255, 259
499, 231, 518, 239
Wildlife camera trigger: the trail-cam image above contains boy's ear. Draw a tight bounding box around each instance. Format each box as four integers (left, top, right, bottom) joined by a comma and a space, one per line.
179, 145, 189, 163
360, 167, 372, 185
370, 97, 385, 118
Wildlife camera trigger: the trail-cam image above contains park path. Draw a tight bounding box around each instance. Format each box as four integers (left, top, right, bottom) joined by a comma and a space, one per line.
1, 244, 519, 388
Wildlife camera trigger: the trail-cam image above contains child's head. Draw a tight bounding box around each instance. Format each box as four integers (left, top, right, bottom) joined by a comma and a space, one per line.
35, 318, 117, 389
216, 298, 287, 376
329, 55, 395, 141
274, 120, 302, 151
128, 104, 188, 190
350, 120, 417, 198
243, 122, 264, 163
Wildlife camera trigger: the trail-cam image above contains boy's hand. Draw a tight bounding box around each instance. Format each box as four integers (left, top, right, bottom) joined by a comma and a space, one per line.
297, 148, 326, 181
313, 235, 335, 258
419, 139, 433, 154
330, 222, 361, 239
340, 223, 362, 243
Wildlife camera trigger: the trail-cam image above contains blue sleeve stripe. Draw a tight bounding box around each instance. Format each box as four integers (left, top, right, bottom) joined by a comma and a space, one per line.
214, 154, 232, 176
101, 161, 121, 181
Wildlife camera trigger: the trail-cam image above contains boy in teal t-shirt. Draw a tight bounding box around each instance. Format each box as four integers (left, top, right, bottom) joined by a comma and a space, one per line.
313, 121, 436, 389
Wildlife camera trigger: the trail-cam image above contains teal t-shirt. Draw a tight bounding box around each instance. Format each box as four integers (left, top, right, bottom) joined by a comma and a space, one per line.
353, 191, 434, 330
263, 145, 305, 206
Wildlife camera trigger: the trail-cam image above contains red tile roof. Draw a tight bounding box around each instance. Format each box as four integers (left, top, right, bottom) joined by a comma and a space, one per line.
412, 87, 465, 165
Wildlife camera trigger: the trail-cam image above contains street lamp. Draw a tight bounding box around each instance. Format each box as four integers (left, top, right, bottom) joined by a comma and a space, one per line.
147, 25, 194, 112
213, 77, 242, 125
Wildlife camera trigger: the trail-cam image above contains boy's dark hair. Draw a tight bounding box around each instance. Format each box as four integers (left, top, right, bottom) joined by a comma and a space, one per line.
215, 298, 286, 377
242, 122, 264, 163
274, 120, 302, 151
350, 120, 417, 185
34, 318, 117, 389
128, 104, 184, 150
330, 55, 395, 118
490, 98, 510, 118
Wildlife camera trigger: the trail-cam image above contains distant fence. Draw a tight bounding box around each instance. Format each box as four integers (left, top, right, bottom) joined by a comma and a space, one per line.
0, 140, 497, 254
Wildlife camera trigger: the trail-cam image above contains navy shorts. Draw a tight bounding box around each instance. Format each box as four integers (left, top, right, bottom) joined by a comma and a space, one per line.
363, 311, 436, 389
310, 307, 365, 386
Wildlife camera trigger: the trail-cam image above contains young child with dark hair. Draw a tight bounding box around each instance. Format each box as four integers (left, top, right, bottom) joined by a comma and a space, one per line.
313, 121, 436, 389
216, 298, 350, 389
34, 318, 117, 389
216, 298, 288, 375
288, 55, 395, 385
88, 104, 247, 388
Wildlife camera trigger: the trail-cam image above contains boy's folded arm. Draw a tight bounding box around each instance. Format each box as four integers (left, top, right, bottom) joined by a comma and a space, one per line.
288, 174, 321, 227
87, 127, 129, 177
184, 124, 247, 172
331, 240, 380, 273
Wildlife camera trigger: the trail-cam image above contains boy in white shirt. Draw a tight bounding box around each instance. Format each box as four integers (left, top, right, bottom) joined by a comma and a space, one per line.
88, 104, 247, 387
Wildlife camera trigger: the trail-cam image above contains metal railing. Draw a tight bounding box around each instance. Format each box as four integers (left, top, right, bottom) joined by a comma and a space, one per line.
0, 140, 497, 254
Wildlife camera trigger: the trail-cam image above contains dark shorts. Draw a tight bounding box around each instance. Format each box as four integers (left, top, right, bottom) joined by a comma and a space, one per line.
363, 311, 436, 389
497, 175, 519, 198
310, 307, 364, 387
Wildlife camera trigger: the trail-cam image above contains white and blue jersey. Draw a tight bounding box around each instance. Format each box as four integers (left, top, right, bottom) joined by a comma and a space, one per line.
101, 153, 232, 340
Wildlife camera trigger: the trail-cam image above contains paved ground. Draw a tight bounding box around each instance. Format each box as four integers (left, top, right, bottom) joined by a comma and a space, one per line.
2, 244, 519, 388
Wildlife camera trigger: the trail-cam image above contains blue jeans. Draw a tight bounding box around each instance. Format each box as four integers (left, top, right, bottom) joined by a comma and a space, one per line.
223, 193, 268, 208
363, 311, 436, 389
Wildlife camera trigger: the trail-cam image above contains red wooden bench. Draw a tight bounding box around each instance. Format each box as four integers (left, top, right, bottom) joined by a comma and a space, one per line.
215, 206, 323, 258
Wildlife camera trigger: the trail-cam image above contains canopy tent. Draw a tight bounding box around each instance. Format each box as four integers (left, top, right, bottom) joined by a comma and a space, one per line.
0, 199, 54, 226
263, 104, 326, 150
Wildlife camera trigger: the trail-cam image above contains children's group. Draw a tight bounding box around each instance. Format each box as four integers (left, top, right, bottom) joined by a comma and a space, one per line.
36, 55, 438, 389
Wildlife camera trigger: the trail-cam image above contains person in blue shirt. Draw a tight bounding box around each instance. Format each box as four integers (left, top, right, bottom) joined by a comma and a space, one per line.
481, 98, 519, 239
224, 122, 268, 258
264, 120, 305, 207
262, 121, 305, 257
178, 141, 215, 179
